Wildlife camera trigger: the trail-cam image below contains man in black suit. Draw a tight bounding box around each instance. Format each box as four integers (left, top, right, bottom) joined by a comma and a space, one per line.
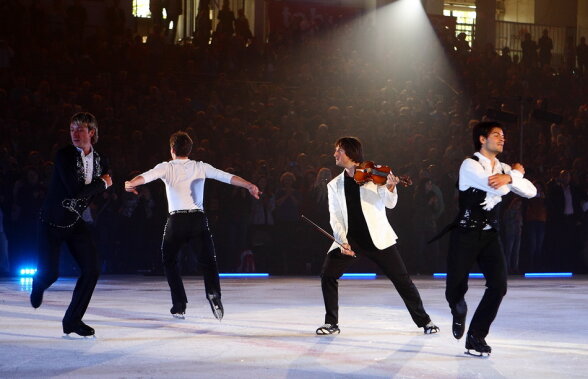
31, 112, 112, 337
545, 170, 583, 271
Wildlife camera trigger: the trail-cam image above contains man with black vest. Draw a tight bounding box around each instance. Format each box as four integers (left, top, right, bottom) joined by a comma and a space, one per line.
447, 121, 536, 356
31, 112, 112, 337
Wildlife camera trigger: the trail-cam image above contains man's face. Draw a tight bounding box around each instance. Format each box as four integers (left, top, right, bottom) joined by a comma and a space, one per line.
333, 145, 353, 168
70, 123, 94, 151
481, 127, 505, 155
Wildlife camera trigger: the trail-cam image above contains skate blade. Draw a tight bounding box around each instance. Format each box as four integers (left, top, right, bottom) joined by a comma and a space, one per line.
212, 309, 223, 322
62, 334, 96, 340
464, 350, 490, 357
172, 313, 185, 320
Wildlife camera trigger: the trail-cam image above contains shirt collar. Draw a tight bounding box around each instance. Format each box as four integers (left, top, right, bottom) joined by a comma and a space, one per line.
474, 151, 499, 167
75, 145, 94, 157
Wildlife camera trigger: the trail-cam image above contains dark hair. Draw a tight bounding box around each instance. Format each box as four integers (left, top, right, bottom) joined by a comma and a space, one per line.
335, 136, 364, 164
70, 112, 98, 144
472, 121, 503, 151
169, 131, 193, 157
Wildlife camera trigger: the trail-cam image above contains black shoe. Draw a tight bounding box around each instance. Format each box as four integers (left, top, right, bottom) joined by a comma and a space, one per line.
63, 322, 95, 337
423, 321, 439, 334
465, 332, 491, 356
170, 302, 186, 319
452, 314, 466, 339
207, 294, 223, 321
30, 286, 44, 309
316, 323, 340, 335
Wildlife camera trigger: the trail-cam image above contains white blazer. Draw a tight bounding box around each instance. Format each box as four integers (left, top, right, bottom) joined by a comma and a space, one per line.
327, 171, 399, 252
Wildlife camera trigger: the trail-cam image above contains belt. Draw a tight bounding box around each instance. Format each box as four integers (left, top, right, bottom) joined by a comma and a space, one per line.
169, 209, 204, 215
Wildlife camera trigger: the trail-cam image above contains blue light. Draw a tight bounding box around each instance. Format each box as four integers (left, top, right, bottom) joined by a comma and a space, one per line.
433, 273, 484, 278
20, 277, 33, 291
219, 273, 269, 278
19, 268, 37, 276
341, 273, 377, 279
524, 272, 573, 278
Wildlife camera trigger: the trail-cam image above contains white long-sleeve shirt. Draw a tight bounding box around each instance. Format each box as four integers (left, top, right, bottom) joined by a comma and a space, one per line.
459, 152, 537, 211
140, 159, 234, 213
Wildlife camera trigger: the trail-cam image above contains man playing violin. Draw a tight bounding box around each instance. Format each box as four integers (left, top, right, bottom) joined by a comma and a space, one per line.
315, 136, 439, 335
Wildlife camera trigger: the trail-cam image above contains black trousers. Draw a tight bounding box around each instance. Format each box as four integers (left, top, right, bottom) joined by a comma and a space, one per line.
34, 220, 100, 328
445, 228, 507, 338
161, 212, 221, 306
320, 242, 431, 327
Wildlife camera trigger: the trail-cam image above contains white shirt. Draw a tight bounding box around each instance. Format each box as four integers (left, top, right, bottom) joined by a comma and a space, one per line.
459, 152, 537, 212
141, 159, 234, 213
76, 147, 94, 185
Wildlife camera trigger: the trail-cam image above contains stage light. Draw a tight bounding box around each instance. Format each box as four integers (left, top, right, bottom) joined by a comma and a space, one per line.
524, 273, 573, 278
219, 273, 269, 278
433, 273, 485, 278
341, 273, 377, 279
19, 268, 37, 276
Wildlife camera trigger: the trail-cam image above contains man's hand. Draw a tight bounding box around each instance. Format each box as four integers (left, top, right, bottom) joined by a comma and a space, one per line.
340, 243, 356, 257
125, 180, 139, 195
511, 163, 525, 174
386, 171, 400, 192
248, 184, 261, 199
488, 174, 511, 189
101, 174, 112, 188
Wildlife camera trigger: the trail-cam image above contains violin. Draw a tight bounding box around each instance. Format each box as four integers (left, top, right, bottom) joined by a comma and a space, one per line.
353, 161, 412, 187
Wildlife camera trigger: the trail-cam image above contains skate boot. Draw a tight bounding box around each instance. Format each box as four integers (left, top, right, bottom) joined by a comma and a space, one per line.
30, 286, 44, 309
465, 332, 491, 357
423, 321, 439, 334
316, 324, 340, 335
207, 294, 223, 321
452, 314, 466, 339
63, 321, 95, 338
170, 302, 186, 319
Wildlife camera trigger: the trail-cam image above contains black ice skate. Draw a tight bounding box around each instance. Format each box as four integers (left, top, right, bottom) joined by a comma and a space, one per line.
423, 321, 440, 334
170, 302, 186, 319
452, 314, 466, 339
316, 324, 340, 335
63, 321, 95, 339
30, 286, 44, 309
465, 333, 491, 357
207, 294, 223, 321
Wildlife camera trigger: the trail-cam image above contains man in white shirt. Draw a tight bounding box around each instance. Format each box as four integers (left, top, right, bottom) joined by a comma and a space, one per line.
125, 131, 260, 320
447, 121, 536, 356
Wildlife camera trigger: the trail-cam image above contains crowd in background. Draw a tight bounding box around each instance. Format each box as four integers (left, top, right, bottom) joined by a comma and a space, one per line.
1, 0, 587, 276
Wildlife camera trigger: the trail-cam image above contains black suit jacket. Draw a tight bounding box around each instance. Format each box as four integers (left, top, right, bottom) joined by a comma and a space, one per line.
545, 179, 582, 223
40, 145, 110, 227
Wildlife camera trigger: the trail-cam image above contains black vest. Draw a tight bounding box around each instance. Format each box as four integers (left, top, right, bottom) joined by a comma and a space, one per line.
456, 156, 502, 231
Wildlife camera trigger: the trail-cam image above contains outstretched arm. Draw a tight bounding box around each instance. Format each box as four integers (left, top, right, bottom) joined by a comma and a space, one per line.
230, 175, 261, 199
125, 176, 146, 195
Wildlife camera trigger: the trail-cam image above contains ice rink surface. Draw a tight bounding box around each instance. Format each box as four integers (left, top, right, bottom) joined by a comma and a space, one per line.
1, 275, 587, 378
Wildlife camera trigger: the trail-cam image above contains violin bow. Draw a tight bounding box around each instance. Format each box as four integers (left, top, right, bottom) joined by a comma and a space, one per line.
301, 214, 349, 251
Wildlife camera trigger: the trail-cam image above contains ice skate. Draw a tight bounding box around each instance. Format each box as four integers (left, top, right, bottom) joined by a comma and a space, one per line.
170, 302, 186, 319
464, 333, 491, 357
315, 324, 340, 335
30, 286, 44, 309
207, 294, 223, 321
63, 321, 95, 339
452, 314, 466, 339
423, 321, 439, 334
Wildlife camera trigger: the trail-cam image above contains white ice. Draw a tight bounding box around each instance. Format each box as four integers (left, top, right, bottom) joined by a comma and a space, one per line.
1, 276, 587, 378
